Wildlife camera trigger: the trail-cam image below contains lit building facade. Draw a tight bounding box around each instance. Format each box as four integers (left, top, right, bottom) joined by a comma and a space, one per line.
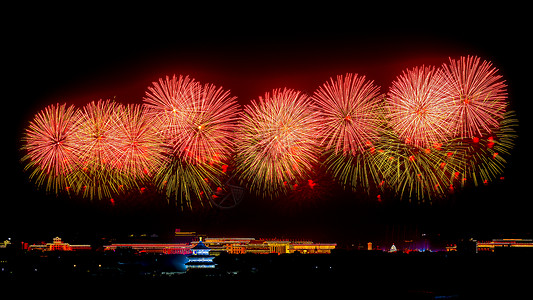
289, 241, 337, 254
28, 237, 91, 252
199, 238, 336, 255
477, 239, 533, 252
103, 243, 191, 254
29, 236, 336, 255
446, 239, 533, 253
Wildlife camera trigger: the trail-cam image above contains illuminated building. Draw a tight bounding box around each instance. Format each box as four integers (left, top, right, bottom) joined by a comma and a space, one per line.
103, 243, 191, 254
268, 241, 291, 254
227, 243, 246, 254
186, 240, 216, 269
446, 244, 458, 252
243, 240, 271, 254
200, 237, 336, 255
288, 241, 337, 254
28, 237, 91, 251
446, 239, 533, 253
201, 237, 255, 255
476, 239, 533, 252
99, 233, 336, 256
367, 242, 372, 251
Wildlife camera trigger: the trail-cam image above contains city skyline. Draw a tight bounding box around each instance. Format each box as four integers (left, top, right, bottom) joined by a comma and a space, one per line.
10, 229, 533, 255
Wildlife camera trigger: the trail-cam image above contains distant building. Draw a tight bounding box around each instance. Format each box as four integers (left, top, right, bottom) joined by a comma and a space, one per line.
28, 237, 91, 252
186, 240, 216, 269
477, 239, 533, 252
446, 239, 533, 253
103, 243, 192, 254
199, 238, 336, 255
200, 237, 255, 255
242, 240, 270, 254
267, 241, 291, 254
99, 234, 336, 256
289, 241, 336, 254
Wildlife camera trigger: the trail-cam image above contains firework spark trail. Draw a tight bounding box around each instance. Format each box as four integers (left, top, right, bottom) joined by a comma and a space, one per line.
440, 55, 508, 138
235, 88, 321, 198
386, 66, 455, 148
313, 73, 383, 155
21, 103, 80, 194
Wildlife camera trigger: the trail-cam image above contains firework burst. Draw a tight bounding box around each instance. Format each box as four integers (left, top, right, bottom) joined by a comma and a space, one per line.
69, 100, 132, 199
313, 73, 386, 193
441, 55, 508, 138
386, 66, 455, 148
143, 75, 198, 139
144, 75, 240, 164
21, 103, 80, 194
167, 82, 240, 164
143, 75, 240, 205
235, 88, 321, 198
313, 73, 383, 155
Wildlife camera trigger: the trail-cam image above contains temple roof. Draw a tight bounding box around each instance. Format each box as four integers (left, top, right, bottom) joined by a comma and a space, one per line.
191, 240, 210, 250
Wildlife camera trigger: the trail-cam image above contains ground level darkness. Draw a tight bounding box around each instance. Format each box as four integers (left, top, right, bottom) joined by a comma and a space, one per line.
1, 249, 531, 298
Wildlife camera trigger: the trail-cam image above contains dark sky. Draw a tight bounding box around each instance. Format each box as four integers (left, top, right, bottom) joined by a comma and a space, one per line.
4, 5, 532, 245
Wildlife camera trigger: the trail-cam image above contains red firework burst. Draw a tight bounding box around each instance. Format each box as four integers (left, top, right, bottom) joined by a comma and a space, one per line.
386, 66, 455, 148
313, 73, 383, 155
440, 55, 508, 138
235, 88, 321, 198
169, 82, 240, 164
143, 75, 240, 204
143, 75, 240, 164
143, 75, 198, 137
21, 103, 80, 193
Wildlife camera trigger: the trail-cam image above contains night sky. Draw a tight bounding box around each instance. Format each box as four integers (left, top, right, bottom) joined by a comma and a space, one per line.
4, 5, 532, 245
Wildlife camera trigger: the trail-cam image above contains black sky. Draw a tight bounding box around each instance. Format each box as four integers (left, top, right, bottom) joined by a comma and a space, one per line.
4, 5, 532, 245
